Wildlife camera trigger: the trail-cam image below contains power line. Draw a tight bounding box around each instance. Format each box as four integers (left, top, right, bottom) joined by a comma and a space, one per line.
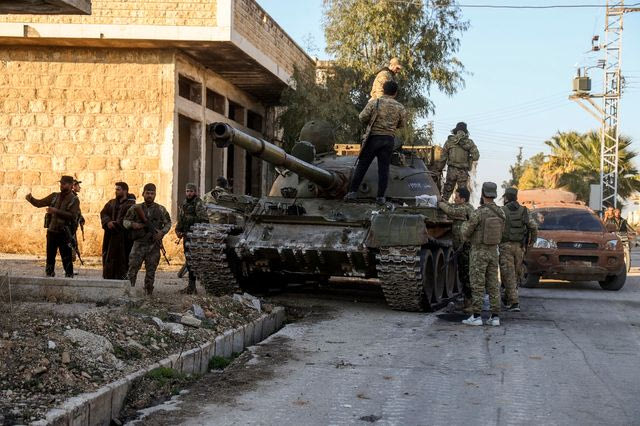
387, 0, 640, 9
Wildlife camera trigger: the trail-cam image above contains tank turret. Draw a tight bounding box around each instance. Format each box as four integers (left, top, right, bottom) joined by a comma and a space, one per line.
209, 122, 347, 194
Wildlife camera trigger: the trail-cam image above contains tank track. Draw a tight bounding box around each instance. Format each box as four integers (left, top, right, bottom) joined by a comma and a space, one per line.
376, 246, 426, 312
186, 223, 240, 296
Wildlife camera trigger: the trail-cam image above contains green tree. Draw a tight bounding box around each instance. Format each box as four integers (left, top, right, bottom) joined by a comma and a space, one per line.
551, 131, 640, 201
518, 131, 640, 202
277, 64, 361, 150
323, 0, 469, 116
517, 153, 546, 190
503, 147, 524, 189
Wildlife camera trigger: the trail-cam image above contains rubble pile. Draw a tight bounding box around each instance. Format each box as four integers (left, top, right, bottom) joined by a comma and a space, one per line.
0, 294, 265, 424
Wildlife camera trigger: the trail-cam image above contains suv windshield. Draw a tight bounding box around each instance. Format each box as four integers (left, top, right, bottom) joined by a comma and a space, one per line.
532, 208, 604, 232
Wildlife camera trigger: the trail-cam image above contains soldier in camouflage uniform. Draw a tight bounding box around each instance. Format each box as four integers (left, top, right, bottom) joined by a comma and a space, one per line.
175, 183, 208, 294
461, 182, 506, 326
499, 187, 538, 312
124, 183, 171, 296
25, 175, 80, 277
345, 80, 407, 205
202, 176, 230, 204
438, 187, 475, 313
440, 122, 480, 201
370, 57, 402, 100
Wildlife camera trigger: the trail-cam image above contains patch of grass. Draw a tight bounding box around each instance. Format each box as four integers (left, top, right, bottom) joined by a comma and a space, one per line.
208, 356, 231, 370
146, 367, 185, 383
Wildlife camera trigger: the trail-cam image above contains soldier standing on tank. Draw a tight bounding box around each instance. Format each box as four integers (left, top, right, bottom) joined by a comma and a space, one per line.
124, 183, 171, 296
461, 182, 506, 326
344, 80, 407, 205
438, 187, 475, 313
25, 175, 80, 277
499, 188, 538, 312
370, 58, 403, 100
440, 122, 480, 201
176, 183, 208, 294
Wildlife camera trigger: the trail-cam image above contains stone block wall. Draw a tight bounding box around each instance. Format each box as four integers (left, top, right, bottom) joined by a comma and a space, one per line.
0, 47, 176, 256
234, 0, 313, 76
0, 0, 217, 26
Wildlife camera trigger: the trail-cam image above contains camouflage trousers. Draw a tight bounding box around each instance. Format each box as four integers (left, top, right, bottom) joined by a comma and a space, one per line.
457, 243, 472, 314
441, 166, 469, 202
470, 244, 501, 315
127, 240, 161, 294
499, 242, 524, 305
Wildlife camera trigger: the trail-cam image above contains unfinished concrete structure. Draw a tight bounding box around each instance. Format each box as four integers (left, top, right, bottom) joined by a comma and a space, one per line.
0, 0, 313, 255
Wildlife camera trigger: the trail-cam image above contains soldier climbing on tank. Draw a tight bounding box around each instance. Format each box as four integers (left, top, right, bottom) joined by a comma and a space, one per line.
344, 80, 407, 205
499, 188, 538, 312
370, 57, 402, 100
461, 182, 506, 326
438, 187, 475, 314
176, 183, 208, 294
203, 176, 230, 204
440, 122, 480, 201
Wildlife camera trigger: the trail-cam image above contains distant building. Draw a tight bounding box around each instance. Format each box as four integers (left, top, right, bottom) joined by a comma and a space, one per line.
0, 0, 313, 254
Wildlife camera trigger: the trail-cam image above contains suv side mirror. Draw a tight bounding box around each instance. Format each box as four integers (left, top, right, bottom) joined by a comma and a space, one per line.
605, 223, 617, 233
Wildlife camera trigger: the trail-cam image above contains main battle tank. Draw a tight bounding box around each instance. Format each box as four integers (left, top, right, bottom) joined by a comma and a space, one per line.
187, 122, 460, 311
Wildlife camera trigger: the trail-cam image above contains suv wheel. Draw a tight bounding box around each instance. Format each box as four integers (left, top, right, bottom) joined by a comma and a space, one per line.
599, 269, 626, 291
521, 264, 540, 288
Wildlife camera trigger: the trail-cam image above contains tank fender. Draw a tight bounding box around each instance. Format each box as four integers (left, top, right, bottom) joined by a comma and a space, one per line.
366, 214, 430, 248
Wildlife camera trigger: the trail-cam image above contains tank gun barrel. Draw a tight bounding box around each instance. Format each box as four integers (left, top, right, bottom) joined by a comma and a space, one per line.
209, 122, 338, 189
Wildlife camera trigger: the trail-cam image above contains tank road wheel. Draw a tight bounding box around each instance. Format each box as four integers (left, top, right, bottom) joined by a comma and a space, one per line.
376, 246, 429, 312
421, 249, 435, 306
443, 248, 457, 298
432, 248, 446, 304
186, 223, 241, 296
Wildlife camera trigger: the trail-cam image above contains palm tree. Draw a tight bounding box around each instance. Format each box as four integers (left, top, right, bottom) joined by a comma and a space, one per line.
539, 130, 640, 202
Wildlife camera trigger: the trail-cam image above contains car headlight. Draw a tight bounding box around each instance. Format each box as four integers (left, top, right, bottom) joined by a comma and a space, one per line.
605, 239, 619, 250
533, 238, 557, 249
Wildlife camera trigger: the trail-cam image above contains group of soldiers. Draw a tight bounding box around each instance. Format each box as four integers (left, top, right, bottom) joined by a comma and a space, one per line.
438, 183, 538, 327
26, 175, 231, 296
23, 58, 541, 317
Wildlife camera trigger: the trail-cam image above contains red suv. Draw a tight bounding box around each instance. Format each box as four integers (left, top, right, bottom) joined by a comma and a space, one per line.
523, 204, 626, 290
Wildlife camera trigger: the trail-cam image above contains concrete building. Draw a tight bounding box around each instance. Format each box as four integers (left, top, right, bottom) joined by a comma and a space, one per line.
0, 0, 313, 255
0, 0, 91, 15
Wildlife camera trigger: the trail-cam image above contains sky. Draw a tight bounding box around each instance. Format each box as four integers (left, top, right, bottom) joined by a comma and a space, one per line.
257, 0, 640, 195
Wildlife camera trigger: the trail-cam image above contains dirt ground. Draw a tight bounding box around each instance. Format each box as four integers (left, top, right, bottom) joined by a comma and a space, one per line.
0, 255, 266, 425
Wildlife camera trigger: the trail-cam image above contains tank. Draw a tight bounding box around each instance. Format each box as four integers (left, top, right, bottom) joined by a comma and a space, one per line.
186, 122, 460, 311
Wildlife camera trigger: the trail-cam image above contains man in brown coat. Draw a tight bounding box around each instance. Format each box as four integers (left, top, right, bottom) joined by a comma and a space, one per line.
100, 182, 136, 279
25, 175, 80, 277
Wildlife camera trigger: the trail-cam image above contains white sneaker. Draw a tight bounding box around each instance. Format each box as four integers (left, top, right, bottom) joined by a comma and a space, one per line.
462, 315, 483, 326
486, 316, 500, 327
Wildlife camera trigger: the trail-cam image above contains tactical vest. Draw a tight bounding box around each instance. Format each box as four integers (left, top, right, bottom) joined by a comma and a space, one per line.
502, 203, 528, 243
482, 204, 504, 245
448, 135, 471, 169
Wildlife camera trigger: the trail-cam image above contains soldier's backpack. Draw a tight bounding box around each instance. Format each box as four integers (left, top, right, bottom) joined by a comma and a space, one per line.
482, 205, 505, 245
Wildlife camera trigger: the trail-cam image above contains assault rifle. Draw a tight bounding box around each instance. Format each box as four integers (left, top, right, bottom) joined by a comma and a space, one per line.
133, 205, 170, 265
174, 236, 188, 278
64, 225, 84, 265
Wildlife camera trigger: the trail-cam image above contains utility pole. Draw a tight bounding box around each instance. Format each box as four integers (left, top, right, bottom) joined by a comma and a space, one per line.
570, 1, 640, 210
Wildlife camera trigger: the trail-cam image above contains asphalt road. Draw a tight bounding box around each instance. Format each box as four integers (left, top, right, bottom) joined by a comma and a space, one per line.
136, 253, 640, 426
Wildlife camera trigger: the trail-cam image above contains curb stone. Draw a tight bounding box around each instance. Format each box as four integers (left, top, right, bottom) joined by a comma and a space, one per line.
33, 307, 285, 426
